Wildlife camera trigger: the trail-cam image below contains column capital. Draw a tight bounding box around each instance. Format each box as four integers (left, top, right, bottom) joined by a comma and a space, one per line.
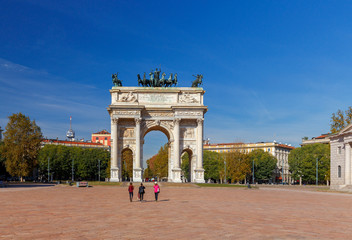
174, 118, 181, 125
197, 118, 204, 125
112, 118, 119, 124
135, 118, 142, 125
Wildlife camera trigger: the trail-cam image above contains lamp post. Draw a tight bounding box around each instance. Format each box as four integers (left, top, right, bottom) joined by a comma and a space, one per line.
224, 155, 227, 184
47, 157, 50, 183
71, 159, 74, 182
98, 159, 101, 182
252, 158, 255, 184
282, 158, 284, 184
316, 157, 318, 186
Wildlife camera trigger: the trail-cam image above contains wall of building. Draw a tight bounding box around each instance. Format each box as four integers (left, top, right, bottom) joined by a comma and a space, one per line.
330, 136, 346, 189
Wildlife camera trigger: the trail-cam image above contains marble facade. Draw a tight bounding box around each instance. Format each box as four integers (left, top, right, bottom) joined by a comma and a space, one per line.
107, 87, 207, 183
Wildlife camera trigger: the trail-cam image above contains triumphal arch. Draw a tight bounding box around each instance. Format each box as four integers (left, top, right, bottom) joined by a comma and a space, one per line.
107, 72, 207, 183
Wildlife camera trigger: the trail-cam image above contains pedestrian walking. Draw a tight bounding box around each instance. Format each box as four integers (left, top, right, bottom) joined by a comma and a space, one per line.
139, 183, 145, 201
128, 182, 134, 202
153, 182, 160, 201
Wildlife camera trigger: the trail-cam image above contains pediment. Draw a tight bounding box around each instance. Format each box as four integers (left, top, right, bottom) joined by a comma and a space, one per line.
339, 123, 352, 135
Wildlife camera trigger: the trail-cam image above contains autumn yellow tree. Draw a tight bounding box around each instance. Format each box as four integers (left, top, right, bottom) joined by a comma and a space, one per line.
3, 113, 42, 181
223, 151, 251, 183
144, 143, 169, 181
121, 149, 133, 180
330, 107, 352, 133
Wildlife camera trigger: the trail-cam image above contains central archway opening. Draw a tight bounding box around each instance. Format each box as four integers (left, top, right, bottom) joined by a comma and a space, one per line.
142, 126, 170, 182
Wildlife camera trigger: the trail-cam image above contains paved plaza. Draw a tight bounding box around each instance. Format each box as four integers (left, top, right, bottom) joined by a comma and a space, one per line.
1, 184, 352, 239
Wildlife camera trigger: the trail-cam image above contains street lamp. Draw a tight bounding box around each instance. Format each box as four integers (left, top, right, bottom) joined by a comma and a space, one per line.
282, 158, 284, 184
252, 158, 255, 184
98, 159, 101, 182
71, 159, 74, 182
316, 157, 318, 186
47, 157, 50, 183
224, 154, 227, 184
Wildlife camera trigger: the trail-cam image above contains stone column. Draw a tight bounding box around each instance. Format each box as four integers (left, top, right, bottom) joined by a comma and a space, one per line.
195, 118, 205, 183
345, 143, 351, 185
174, 118, 180, 168
133, 118, 142, 182
110, 118, 120, 182
172, 118, 181, 182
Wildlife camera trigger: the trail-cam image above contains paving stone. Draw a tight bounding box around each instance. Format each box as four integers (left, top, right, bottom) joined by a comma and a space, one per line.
1, 184, 352, 239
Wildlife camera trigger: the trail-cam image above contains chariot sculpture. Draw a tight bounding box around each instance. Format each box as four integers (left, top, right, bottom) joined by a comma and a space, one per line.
138, 68, 178, 87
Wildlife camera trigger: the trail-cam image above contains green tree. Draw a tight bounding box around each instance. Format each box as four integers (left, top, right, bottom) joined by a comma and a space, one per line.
3, 113, 42, 181
248, 149, 277, 183
203, 150, 221, 181
288, 143, 330, 184
37, 145, 110, 181
181, 152, 190, 181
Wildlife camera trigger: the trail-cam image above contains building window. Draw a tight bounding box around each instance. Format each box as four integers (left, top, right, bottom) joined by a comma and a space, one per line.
268, 148, 270, 152
338, 146, 342, 154
96, 137, 99, 140
105, 137, 107, 140
338, 165, 341, 178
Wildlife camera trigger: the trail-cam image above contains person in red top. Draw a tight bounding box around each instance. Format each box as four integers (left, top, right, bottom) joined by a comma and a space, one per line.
128, 182, 134, 202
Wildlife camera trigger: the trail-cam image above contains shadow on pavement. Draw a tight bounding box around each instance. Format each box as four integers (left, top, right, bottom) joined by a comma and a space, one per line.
5, 183, 56, 188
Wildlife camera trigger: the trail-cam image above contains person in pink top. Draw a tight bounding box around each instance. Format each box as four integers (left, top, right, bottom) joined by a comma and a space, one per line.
153, 182, 160, 201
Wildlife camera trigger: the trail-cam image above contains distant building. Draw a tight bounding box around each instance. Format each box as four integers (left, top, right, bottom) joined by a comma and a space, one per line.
330, 124, 352, 190
91, 130, 111, 147
203, 141, 295, 183
301, 133, 330, 146
42, 139, 109, 150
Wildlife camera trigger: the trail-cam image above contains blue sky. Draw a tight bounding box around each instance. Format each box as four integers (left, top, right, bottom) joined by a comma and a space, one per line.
1, 1, 352, 162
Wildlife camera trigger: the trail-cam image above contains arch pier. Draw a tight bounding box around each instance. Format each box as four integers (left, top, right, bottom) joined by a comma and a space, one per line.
107, 87, 207, 183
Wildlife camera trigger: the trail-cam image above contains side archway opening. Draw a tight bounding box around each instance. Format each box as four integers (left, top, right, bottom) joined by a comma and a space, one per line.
121, 148, 133, 182
181, 148, 193, 182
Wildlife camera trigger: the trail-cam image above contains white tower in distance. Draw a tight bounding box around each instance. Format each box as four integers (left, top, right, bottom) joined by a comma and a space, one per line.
66, 116, 75, 141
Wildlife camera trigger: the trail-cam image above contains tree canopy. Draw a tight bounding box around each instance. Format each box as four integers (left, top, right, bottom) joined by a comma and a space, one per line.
288, 143, 330, 184
144, 143, 168, 181
248, 149, 277, 182
37, 145, 110, 181
330, 107, 352, 133
2, 113, 42, 181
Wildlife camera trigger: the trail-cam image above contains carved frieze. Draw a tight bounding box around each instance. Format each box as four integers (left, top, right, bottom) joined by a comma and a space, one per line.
161, 120, 174, 130
120, 128, 135, 138
175, 111, 203, 117
143, 112, 174, 117
179, 92, 199, 103
181, 127, 195, 139
114, 110, 139, 115
118, 91, 138, 103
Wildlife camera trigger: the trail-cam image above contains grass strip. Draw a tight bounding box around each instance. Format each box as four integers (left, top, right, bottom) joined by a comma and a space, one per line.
195, 183, 250, 188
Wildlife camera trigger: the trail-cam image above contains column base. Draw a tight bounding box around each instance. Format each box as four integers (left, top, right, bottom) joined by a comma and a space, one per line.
133, 168, 143, 182
194, 168, 205, 183
171, 168, 182, 183
110, 167, 120, 182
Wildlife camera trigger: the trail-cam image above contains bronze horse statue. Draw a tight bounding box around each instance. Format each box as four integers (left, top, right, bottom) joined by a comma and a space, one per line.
112, 73, 122, 86
192, 74, 203, 87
